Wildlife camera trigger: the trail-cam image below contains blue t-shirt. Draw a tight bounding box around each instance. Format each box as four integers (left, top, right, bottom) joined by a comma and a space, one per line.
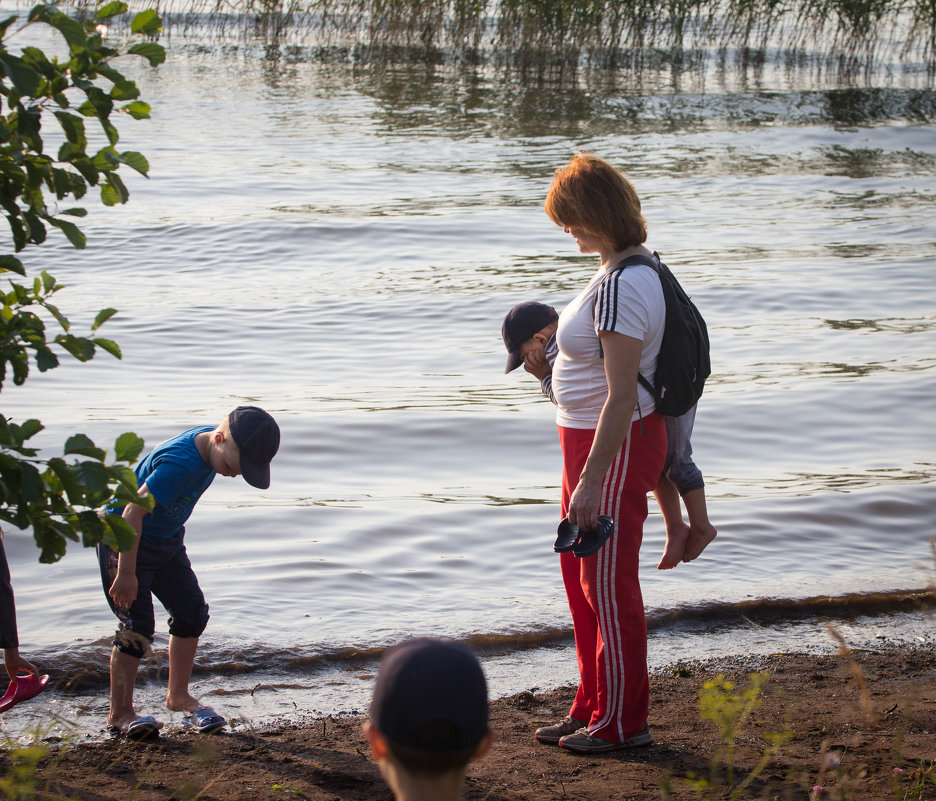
129, 426, 217, 542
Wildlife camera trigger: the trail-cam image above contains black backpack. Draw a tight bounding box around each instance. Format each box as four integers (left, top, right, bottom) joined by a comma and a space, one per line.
595, 252, 711, 417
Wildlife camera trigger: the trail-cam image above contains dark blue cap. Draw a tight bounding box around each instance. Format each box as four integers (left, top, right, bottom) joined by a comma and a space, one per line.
228, 405, 280, 489
370, 638, 488, 751
501, 302, 558, 373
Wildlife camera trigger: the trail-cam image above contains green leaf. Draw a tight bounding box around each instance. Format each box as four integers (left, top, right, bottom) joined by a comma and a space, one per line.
105, 172, 128, 204
34, 521, 68, 564
0, 255, 25, 275
47, 12, 88, 51
61, 207, 88, 217
47, 456, 84, 503
110, 78, 140, 101
118, 151, 149, 176
76, 510, 106, 547
54, 111, 87, 146
64, 434, 106, 460
55, 334, 96, 361
36, 346, 59, 371
0, 53, 42, 96
130, 8, 161, 34
74, 460, 111, 495
113, 432, 144, 463
102, 118, 119, 146
93, 337, 121, 358
121, 100, 151, 120
41, 270, 59, 294
127, 42, 166, 67
102, 513, 137, 551
92, 308, 118, 330
47, 216, 87, 249
14, 419, 44, 441
97, 1, 129, 19
19, 461, 45, 502
93, 149, 120, 171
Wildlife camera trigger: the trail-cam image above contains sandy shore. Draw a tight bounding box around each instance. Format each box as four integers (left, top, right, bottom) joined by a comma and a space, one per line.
8, 643, 935, 800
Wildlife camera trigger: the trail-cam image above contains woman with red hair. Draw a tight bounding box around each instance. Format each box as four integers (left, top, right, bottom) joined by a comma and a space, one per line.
535, 153, 667, 754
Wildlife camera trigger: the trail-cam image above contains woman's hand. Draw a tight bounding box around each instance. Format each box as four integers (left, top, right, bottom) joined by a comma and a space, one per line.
568, 476, 602, 531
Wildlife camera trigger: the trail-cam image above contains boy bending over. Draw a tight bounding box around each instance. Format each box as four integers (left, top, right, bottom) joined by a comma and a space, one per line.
98, 405, 280, 739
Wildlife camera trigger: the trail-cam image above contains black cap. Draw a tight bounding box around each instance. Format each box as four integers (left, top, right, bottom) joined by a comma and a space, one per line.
370, 638, 488, 751
228, 406, 280, 489
501, 302, 558, 373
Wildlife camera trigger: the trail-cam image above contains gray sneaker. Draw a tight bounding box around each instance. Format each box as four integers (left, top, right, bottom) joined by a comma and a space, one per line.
534, 715, 587, 745
559, 721, 653, 753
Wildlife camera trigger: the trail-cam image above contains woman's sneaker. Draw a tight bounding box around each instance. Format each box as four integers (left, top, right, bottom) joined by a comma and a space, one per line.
559, 721, 653, 754
534, 715, 587, 745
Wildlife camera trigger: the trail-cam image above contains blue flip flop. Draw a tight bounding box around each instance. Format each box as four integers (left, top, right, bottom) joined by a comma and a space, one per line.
182, 706, 226, 734
108, 715, 160, 741
572, 515, 615, 558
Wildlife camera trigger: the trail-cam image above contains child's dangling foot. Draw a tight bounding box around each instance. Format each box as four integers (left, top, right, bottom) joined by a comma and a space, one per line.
657, 521, 690, 569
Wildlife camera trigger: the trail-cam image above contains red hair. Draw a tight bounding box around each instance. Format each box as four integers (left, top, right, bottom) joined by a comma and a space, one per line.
544, 153, 647, 252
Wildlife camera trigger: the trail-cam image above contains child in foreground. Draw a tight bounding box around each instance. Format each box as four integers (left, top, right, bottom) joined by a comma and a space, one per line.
364, 638, 493, 801
98, 405, 280, 739
502, 301, 716, 568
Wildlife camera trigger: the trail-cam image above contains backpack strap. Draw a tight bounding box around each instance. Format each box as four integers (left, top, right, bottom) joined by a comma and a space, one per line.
592, 252, 662, 398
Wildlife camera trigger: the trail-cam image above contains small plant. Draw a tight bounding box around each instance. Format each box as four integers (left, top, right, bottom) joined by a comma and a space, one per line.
689, 671, 792, 799
893, 760, 936, 800
0, 741, 46, 801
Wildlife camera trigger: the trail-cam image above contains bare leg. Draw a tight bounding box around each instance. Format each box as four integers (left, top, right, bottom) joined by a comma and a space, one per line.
682, 488, 717, 562
165, 635, 202, 714
654, 475, 690, 569
108, 647, 152, 730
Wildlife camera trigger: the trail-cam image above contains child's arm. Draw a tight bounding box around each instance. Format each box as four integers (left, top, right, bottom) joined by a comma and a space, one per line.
108, 484, 152, 609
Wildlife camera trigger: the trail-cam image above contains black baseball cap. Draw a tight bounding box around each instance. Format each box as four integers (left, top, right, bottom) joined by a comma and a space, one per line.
228, 405, 280, 489
501, 302, 558, 373
370, 638, 489, 751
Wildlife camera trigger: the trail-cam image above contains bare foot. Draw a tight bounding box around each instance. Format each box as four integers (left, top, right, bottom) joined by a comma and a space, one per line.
166, 692, 203, 715
657, 522, 690, 569
682, 523, 717, 562
107, 710, 164, 733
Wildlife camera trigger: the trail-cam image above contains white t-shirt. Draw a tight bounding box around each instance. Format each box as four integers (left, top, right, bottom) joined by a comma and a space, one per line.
552, 261, 665, 429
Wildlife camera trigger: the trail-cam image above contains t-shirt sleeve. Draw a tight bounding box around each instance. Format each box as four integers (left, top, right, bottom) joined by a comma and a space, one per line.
143, 456, 200, 508
593, 269, 653, 341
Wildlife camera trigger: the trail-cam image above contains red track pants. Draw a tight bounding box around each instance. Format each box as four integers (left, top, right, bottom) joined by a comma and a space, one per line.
558, 413, 666, 743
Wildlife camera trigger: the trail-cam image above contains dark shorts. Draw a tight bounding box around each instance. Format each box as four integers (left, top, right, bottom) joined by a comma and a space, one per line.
97, 530, 210, 659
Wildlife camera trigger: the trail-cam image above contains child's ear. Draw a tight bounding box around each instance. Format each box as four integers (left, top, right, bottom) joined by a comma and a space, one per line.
472, 728, 494, 762
364, 721, 389, 760
532, 332, 548, 345
213, 430, 225, 444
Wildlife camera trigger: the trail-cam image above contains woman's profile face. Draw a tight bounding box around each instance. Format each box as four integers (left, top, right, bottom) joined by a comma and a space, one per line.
565, 226, 604, 256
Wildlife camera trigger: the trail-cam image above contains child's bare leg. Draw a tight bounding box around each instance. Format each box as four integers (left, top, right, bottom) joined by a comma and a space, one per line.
654, 476, 690, 569
165, 635, 202, 714
108, 647, 145, 729
682, 487, 717, 562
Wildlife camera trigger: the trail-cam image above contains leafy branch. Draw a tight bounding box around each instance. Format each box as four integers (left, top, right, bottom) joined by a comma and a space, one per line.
0, 2, 164, 562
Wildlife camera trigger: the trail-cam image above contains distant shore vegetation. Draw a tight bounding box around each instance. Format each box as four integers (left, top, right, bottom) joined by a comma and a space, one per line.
76, 0, 935, 78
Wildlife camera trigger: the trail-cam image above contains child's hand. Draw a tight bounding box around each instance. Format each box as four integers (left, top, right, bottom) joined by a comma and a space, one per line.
109, 573, 139, 610
523, 347, 551, 380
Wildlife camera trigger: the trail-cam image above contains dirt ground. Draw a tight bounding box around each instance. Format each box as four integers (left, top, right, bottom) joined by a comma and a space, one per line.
10, 645, 936, 801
